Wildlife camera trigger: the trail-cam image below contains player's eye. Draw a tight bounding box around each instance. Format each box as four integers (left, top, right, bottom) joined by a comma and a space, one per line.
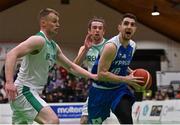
92, 26, 97, 29
123, 21, 130, 26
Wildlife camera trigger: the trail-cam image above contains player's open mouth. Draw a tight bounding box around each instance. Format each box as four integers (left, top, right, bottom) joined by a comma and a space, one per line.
54, 28, 59, 32
95, 34, 100, 36
125, 31, 131, 35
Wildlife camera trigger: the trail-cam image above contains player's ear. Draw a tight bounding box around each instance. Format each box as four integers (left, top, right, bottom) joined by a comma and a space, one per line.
40, 19, 47, 27
87, 29, 91, 34
117, 24, 121, 32
103, 29, 105, 35
134, 26, 137, 33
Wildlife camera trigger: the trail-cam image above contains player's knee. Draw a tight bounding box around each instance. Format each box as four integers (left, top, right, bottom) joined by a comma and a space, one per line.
115, 110, 132, 124
39, 116, 59, 124
80, 115, 88, 124
47, 116, 59, 124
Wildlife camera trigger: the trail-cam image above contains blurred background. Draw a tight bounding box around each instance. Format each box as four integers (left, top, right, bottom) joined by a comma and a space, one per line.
0, 0, 180, 114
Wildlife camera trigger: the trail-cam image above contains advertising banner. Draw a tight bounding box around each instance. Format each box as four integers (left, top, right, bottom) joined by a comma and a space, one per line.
50, 103, 84, 124
161, 100, 180, 123
138, 100, 162, 122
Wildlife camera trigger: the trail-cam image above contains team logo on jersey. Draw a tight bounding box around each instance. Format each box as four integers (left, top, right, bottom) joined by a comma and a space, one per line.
119, 53, 122, 57
118, 53, 127, 59
92, 117, 102, 124
122, 54, 127, 59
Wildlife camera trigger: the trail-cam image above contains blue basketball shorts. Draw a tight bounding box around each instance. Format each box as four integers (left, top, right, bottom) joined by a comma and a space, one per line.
88, 86, 135, 124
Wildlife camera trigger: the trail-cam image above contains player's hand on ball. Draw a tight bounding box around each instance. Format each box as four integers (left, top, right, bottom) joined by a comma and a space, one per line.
126, 72, 145, 91
132, 68, 152, 90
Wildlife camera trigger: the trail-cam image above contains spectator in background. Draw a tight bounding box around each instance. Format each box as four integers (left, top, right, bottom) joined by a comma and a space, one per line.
175, 91, 180, 99
0, 65, 5, 82
167, 85, 175, 99
154, 89, 169, 100
49, 64, 58, 82
13, 63, 21, 81
0, 63, 21, 83
0, 83, 8, 103
161, 89, 169, 100
59, 66, 68, 80
175, 85, 180, 99
0, 84, 7, 102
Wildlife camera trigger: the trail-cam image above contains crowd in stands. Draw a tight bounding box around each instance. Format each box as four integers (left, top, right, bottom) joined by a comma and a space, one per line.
41, 64, 91, 103
143, 84, 180, 100
1, 63, 180, 103
0, 64, 91, 103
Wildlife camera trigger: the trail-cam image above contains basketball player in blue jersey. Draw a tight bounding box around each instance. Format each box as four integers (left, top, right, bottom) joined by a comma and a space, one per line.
73, 17, 107, 124
89, 13, 144, 124
4, 8, 96, 124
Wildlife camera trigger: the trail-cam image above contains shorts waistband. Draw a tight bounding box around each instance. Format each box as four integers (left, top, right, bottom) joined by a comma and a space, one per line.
92, 82, 120, 90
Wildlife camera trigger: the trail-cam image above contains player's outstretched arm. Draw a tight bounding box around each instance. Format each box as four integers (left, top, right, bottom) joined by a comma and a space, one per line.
56, 45, 97, 80
73, 46, 88, 65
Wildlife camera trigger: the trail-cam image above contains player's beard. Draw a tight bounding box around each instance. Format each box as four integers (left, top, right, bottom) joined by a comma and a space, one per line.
53, 27, 59, 34
122, 33, 131, 41
93, 35, 101, 42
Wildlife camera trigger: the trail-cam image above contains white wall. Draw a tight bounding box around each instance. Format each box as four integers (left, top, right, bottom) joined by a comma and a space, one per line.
0, 0, 179, 71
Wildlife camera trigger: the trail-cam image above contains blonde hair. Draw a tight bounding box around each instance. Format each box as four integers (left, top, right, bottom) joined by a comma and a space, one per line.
38, 8, 59, 20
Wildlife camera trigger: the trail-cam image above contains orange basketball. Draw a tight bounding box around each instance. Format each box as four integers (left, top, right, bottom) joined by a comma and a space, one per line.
133, 68, 152, 89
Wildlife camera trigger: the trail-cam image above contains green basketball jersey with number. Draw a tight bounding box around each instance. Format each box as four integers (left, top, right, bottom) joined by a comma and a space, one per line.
15, 31, 57, 90
85, 38, 107, 71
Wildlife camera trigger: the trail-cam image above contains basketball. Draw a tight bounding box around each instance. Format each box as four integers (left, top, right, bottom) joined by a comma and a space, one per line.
133, 68, 152, 89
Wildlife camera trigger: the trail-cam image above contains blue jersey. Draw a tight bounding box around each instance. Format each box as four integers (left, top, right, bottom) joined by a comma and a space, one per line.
88, 34, 136, 123
91, 34, 136, 89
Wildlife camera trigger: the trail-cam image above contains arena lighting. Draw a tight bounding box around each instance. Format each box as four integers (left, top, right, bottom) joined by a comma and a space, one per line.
151, 5, 160, 16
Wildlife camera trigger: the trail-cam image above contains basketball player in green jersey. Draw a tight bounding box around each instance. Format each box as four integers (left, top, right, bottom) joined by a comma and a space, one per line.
4, 8, 96, 124
73, 17, 107, 124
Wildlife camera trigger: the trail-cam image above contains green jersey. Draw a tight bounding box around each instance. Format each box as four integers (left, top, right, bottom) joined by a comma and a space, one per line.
85, 38, 107, 71
15, 31, 57, 90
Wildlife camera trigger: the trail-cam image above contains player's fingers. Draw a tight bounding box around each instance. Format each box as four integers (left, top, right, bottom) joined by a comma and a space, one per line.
84, 35, 92, 45
130, 83, 141, 89
131, 83, 145, 92
85, 34, 92, 40
134, 76, 144, 80
5, 89, 9, 95
135, 79, 144, 83
8, 90, 17, 101
8, 91, 13, 100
